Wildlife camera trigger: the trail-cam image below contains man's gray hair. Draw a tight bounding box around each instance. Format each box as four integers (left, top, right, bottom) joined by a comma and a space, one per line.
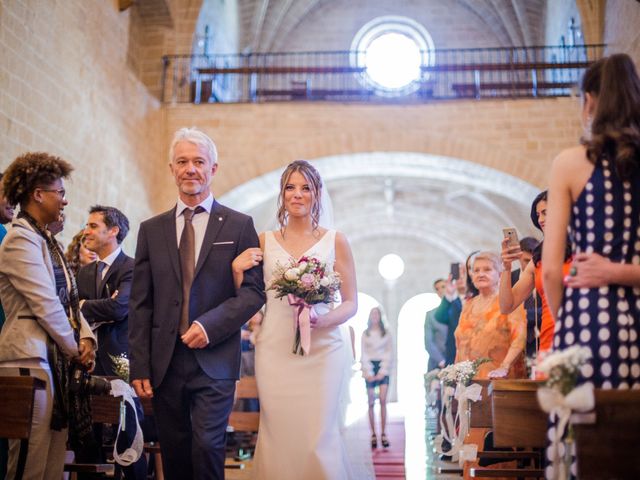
169, 127, 218, 165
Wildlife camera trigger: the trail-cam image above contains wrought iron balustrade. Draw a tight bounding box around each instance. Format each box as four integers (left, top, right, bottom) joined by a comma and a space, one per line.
161, 44, 605, 104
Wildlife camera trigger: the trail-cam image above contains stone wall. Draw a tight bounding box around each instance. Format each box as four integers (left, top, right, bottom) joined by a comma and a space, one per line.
165, 97, 583, 203
0, 0, 164, 251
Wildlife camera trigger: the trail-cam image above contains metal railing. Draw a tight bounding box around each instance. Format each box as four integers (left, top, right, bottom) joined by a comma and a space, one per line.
161, 44, 605, 104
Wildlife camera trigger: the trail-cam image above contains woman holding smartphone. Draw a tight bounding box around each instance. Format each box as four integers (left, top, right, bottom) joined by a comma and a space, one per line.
498, 191, 572, 355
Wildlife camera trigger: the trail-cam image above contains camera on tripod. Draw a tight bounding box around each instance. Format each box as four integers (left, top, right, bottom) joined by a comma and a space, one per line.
69, 364, 112, 395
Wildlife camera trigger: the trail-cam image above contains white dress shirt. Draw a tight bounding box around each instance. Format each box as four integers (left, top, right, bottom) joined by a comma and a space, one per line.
98, 246, 122, 279
175, 193, 214, 343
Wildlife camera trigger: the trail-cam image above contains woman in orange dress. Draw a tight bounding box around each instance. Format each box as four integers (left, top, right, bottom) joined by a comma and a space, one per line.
455, 251, 526, 379
498, 191, 572, 356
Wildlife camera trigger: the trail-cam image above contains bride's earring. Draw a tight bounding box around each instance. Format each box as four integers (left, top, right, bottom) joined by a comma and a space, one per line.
583, 114, 593, 140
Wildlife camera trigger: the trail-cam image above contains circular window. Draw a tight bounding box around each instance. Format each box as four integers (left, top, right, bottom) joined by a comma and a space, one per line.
351, 16, 435, 97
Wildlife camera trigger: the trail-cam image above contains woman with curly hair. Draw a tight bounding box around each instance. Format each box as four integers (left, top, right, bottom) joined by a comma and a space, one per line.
0, 152, 96, 479
65, 230, 97, 276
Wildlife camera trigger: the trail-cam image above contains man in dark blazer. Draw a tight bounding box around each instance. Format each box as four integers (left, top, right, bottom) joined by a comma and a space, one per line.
76, 205, 148, 480
78, 205, 132, 376
129, 127, 265, 480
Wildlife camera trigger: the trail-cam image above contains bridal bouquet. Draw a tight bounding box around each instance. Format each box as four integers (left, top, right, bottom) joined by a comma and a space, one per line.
269, 256, 341, 355
536, 346, 593, 480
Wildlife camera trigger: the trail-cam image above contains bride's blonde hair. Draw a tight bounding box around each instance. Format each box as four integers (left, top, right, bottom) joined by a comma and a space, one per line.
277, 160, 323, 234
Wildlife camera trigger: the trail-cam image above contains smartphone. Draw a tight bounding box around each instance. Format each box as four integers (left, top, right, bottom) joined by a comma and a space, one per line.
450, 262, 460, 281
502, 227, 519, 247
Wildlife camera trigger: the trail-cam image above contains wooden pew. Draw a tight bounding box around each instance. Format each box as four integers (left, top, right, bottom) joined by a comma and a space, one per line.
64, 380, 158, 478
572, 389, 640, 479
468, 380, 546, 478
0, 376, 45, 439
225, 376, 260, 469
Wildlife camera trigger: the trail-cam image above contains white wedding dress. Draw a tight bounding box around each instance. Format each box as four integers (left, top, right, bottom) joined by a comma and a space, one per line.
253, 230, 355, 480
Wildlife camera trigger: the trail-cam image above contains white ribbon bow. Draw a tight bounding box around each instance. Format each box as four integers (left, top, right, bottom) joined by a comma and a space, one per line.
455, 382, 483, 403
110, 379, 144, 466
537, 383, 595, 480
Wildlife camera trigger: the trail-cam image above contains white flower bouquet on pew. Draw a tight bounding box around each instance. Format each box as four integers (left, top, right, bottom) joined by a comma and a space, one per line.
537, 346, 594, 480
434, 358, 489, 461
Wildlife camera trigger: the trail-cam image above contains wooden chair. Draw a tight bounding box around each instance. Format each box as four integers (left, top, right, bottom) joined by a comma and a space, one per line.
225, 376, 260, 470
572, 389, 640, 479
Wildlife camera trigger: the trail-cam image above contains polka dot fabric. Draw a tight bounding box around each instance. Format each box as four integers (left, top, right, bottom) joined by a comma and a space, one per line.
555, 158, 640, 389
546, 158, 640, 479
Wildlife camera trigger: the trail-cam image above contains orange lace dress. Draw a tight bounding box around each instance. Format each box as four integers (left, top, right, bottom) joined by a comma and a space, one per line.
454, 295, 527, 379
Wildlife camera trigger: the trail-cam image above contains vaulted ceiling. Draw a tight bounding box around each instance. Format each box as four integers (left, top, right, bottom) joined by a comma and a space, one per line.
237, 0, 548, 52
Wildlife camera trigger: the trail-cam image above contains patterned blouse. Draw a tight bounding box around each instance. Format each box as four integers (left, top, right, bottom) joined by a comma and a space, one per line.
454, 294, 527, 379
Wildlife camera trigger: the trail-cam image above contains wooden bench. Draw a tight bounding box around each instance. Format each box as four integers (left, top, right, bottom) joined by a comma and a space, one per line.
0, 376, 46, 479
468, 380, 546, 478
452, 81, 575, 98
255, 88, 375, 101
0, 376, 45, 439
573, 389, 640, 479
226, 376, 260, 469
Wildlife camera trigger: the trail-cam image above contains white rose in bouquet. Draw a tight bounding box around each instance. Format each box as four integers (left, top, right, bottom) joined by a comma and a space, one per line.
298, 261, 308, 271
284, 268, 300, 281
319, 276, 331, 287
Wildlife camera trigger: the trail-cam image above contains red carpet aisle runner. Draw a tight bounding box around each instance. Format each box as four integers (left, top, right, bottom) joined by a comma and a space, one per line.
372, 410, 406, 479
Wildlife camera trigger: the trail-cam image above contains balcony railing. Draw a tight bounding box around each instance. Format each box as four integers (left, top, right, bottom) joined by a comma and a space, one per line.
161, 44, 605, 104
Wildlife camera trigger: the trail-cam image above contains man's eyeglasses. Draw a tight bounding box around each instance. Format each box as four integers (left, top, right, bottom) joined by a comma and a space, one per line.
40, 188, 66, 199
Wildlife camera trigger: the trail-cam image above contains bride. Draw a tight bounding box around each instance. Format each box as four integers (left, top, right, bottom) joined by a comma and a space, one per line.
232, 160, 358, 479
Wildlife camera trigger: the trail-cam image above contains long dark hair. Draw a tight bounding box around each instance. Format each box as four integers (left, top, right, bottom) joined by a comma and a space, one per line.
365, 307, 387, 337
581, 54, 640, 180
530, 190, 571, 265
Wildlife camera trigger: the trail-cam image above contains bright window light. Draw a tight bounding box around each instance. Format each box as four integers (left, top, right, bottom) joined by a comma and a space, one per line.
365, 33, 422, 89
378, 253, 405, 280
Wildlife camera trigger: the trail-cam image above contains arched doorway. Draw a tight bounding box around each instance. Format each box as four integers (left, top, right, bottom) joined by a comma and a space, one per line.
396, 292, 441, 479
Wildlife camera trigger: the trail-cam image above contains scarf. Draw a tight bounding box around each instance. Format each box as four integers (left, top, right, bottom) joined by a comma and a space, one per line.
18, 211, 94, 449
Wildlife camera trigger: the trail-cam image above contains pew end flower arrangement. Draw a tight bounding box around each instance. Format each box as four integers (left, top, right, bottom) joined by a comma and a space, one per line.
434, 358, 490, 462
109, 353, 130, 383
269, 256, 341, 355
536, 346, 594, 480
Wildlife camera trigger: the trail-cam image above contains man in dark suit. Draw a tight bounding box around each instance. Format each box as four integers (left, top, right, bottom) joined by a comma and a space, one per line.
129, 127, 265, 480
76, 205, 148, 480
78, 205, 132, 376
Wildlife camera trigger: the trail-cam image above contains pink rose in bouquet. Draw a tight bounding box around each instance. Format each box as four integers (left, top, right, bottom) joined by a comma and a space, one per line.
269, 256, 341, 355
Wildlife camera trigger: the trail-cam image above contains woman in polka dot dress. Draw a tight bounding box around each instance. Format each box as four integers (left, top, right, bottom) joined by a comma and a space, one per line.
543, 54, 640, 478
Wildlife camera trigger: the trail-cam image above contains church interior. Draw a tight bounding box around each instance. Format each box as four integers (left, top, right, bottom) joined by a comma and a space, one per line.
2, 0, 640, 478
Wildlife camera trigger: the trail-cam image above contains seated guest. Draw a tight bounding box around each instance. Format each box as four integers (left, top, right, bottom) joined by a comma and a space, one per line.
65, 230, 97, 276
424, 278, 448, 370
455, 251, 526, 379
0, 152, 96, 479
499, 191, 572, 355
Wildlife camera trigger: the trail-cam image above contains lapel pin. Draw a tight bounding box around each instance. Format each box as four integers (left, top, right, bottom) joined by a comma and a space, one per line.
218, 216, 223, 221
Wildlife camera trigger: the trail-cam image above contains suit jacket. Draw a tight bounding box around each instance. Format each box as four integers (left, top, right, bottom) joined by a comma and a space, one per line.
0, 217, 95, 365
77, 250, 133, 375
129, 201, 266, 388
434, 295, 463, 365
424, 308, 448, 371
